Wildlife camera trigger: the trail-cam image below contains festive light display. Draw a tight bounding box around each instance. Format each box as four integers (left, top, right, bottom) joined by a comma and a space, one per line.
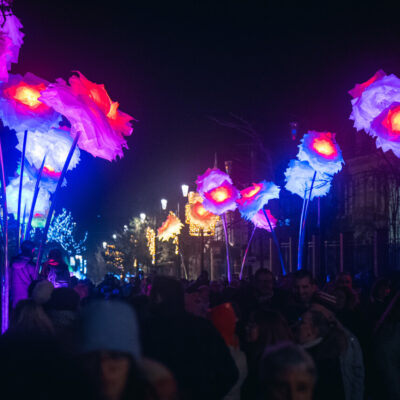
196, 168, 240, 215
6, 174, 50, 228
40, 72, 135, 161
297, 131, 343, 175
146, 227, 156, 264
185, 191, 219, 236
237, 181, 280, 220
0, 11, 24, 82
16, 127, 80, 172
251, 208, 277, 231
0, 73, 61, 133
157, 211, 183, 242
46, 208, 88, 255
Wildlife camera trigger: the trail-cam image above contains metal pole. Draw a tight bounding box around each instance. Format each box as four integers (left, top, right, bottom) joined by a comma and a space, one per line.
239, 225, 257, 280
222, 213, 231, 283
17, 130, 28, 252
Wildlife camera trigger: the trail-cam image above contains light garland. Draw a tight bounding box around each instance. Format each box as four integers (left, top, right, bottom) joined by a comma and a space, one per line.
146, 227, 156, 264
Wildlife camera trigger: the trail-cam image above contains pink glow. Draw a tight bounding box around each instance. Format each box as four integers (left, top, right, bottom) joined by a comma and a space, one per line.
239, 183, 262, 202
382, 105, 400, 135
43, 165, 61, 179
311, 137, 337, 158
4, 82, 49, 111
251, 209, 277, 231
349, 70, 386, 99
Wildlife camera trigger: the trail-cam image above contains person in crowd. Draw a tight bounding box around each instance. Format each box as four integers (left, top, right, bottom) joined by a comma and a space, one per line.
9, 299, 55, 336
258, 343, 316, 400
41, 248, 70, 288
79, 300, 157, 400
31, 279, 54, 305
295, 308, 347, 400
141, 276, 239, 400
10, 240, 36, 307
242, 309, 293, 399
336, 272, 354, 290
210, 302, 248, 400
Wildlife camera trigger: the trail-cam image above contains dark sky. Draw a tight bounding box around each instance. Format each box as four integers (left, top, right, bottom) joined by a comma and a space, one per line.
9, 0, 400, 246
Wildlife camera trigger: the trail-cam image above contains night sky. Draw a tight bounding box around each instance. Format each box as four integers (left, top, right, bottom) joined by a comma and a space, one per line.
8, 1, 400, 247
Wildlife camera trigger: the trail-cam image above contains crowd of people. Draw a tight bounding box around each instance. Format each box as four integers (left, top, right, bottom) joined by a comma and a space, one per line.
1, 239, 400, 399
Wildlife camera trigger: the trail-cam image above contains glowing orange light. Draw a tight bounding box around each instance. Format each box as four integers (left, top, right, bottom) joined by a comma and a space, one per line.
209, 187, 229, 203
241, 183, 262, 199
195, 203, 207, 217
312, 138, 336, 157
5, 82, 48, 109
383, 106, 400, 134
43, 165, 61, 178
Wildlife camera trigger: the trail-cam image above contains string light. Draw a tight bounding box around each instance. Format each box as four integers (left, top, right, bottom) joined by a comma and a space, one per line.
146, 227, 156, 264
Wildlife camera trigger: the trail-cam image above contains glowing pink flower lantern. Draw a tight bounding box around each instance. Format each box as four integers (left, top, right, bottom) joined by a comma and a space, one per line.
0, 73, 61, 133
157, 212, 183, 242
237, 180, 280, 220
40, 72, 135, 161
251, 209, 277, 231
0, 12, 24, 82
297, 131, 343, 175
196, 168, 240, 215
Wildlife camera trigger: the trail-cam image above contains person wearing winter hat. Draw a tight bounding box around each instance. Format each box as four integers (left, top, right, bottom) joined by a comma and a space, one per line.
78, 300, 155, 400
32, 280, 54, 305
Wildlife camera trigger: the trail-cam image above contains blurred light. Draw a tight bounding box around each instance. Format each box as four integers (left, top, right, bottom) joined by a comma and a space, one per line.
161, 198, 168, 210
102, 241, 107, 249
123, 225, 128, 231
140, 213, 146, 222
181, 184, 189, 197
112, 234, 117, 239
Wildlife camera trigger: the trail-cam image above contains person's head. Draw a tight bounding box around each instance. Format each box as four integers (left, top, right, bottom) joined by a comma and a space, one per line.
32, 280, 54, 305
46, 287, 80, 311
336, 273, 352, 289
20, 240, 35, 257
333, 286, 358, 312
259, 343, 316, 400
47, 248, 63, 263
79, 301, 143, 400
150, 276, 184, 315
255, 269, 274, 298
247, 309, 293, 347
371, 278, 391, 302
10, 300, 54, 336
293, 271, 316, 305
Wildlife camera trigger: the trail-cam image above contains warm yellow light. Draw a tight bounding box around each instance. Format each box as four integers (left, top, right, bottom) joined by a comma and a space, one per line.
15, 86, 42, 107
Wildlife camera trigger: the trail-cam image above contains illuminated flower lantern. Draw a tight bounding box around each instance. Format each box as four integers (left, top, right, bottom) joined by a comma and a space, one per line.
0, 73, 61, 133
349, 70, 400, 133
157, 211, 184, 242
251, 209, 277, 231
196, 168, 240, 215
0, 12, 24, 82
16, 127, 80, 173
285, 159, 331, 200
298, 131, 343, 175
6, 175, 50, 228
237, 181, 280, 220
40, 72, 135, 161
185, 192, 219, 236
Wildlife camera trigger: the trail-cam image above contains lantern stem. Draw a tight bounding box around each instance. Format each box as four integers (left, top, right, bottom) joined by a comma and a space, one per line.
25, 155, 46, 241
239, 225, 257, 280
35, 133, 80, 278
297, 172, 317, 270
17, 130, 28, 252
0, 137, 9, 333
263, 207, 286, 276
222, 213, 231, 284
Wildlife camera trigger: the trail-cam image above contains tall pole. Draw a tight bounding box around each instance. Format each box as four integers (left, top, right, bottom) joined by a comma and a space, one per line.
17, 130, 28, 252
222, 214, 231, 283
0, 137, 9, 333
200, 229, 204, 273
35, 133, 80, 277
239, 225, 257, 280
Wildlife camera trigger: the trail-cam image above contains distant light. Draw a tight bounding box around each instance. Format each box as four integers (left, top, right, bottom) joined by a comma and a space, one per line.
161, 198, 168, 210
181, 184, 189, 197
112, 234, 117, 239
124, 225, 128, 231
102, 241, 107, 249
140, 213, 146, 222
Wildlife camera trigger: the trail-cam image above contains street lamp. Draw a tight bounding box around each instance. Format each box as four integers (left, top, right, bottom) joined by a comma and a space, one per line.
140, 213, 146, 222
112, 234, 117, 239
102, 241, 107, 249
181, 184, 189, 197
123, 225, 128, 232
161, 198, 168, 210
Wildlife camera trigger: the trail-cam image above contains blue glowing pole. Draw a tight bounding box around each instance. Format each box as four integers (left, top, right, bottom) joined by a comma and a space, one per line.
239, 225, 257, 280
16, 130, 28, 252
263, 207, 286, 276
35, 132, 80, 277
0, 137, 9, 333
20, 203, 27, 246
222, 213, 232, 284
297, 171, 317, 270
25, 155, 46, 241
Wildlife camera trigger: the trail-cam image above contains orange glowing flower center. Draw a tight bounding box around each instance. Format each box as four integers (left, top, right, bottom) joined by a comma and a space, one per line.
13, 84, 46, 108
210, 187, 230, 203
196, 204, 207, 216
386, 108, 400, 133
243, 184, 262, 198
312, 138, 336, 157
